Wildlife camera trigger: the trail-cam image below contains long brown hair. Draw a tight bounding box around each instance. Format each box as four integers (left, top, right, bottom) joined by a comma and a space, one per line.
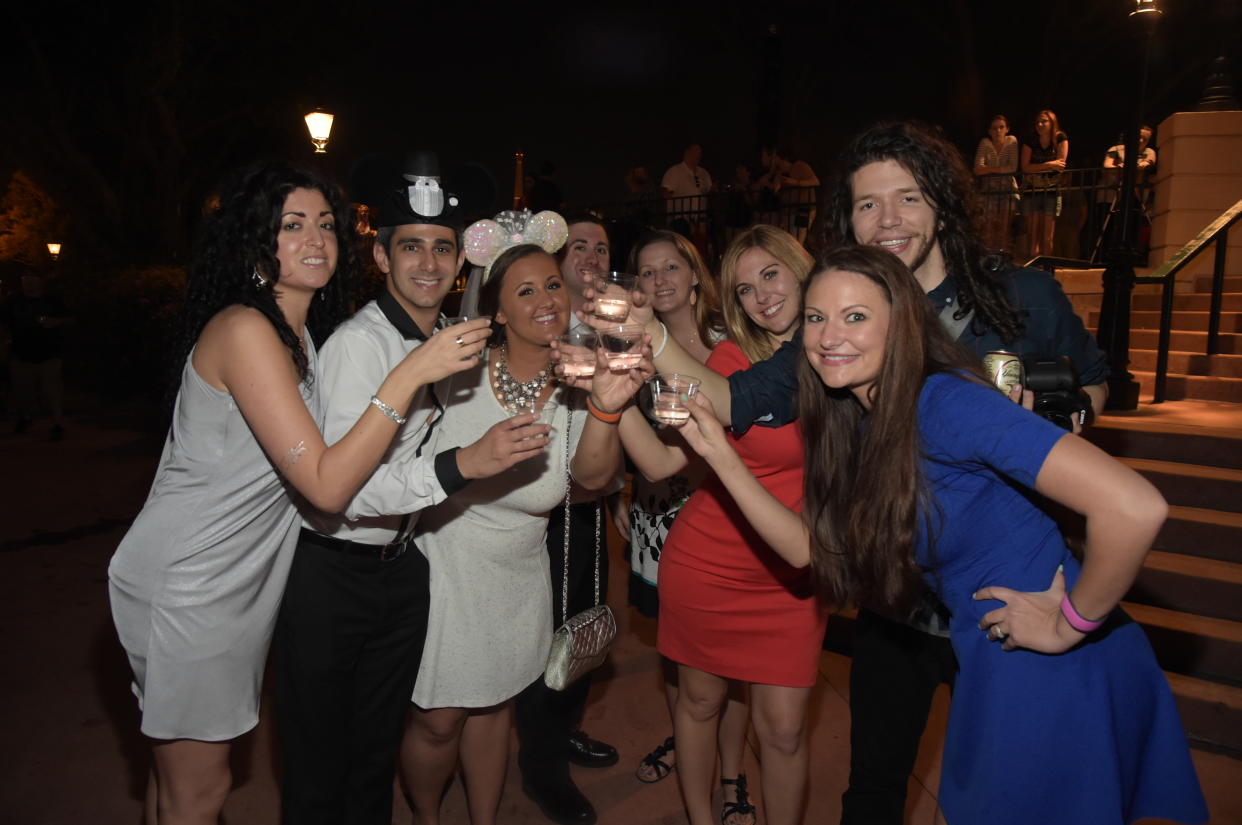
1035, 109, 1061, 147
718, 225, 814, 363
627, 229, 723, 345
797, 245, 984, 614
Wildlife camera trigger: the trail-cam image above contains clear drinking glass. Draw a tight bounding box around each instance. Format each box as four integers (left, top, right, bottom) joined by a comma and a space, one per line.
593, 271, 637, 322
556, 328, 599, 378
649, 373, 701, 426
598, 324, 646, 371
508, 397, 558, 436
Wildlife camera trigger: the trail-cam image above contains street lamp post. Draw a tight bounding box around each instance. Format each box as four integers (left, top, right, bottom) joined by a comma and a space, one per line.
304, 109, 335, 154
46, 242, 61, 261
1096, 0, 1161, 410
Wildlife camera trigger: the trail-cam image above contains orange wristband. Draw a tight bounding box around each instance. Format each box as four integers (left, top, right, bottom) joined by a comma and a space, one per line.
586, 395, 623, 424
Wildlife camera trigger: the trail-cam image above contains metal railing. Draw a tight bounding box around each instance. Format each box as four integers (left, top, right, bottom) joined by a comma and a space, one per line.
1137, 199, 1242, 402
584, 185, 820, 263
974, 166, 1157, 264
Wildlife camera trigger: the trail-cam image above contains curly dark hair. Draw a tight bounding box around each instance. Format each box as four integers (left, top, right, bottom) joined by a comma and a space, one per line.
819, 121, 1024, 343
166, 161, 359, 401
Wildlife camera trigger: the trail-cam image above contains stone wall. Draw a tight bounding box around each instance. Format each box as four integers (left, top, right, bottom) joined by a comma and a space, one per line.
1147, 110, 1242, 282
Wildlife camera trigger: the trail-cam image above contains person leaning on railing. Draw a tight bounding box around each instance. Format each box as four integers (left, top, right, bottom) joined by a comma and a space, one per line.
973, 114, 1019, 253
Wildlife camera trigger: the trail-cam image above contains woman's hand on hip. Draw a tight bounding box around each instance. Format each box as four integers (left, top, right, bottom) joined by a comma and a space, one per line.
974, 566, 1086, 654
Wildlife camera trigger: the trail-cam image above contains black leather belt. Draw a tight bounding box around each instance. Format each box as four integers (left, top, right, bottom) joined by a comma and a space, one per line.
299, 527, 414, 562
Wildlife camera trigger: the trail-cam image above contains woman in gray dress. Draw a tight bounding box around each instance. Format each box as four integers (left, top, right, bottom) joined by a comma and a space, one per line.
107, 162, 492, 825
400, 239, 651, 825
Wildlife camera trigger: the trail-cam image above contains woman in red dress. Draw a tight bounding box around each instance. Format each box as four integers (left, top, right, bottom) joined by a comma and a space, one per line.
620, 226, 827, 825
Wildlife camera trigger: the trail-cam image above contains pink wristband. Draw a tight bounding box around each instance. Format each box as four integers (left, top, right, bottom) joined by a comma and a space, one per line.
1060, 594, 1105, 633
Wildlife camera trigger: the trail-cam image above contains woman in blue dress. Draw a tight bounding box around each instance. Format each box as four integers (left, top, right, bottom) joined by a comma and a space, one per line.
672, 245, 1207, 825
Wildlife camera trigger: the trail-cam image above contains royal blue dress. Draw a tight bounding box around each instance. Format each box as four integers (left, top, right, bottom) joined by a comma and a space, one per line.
917, 372, 1207, 825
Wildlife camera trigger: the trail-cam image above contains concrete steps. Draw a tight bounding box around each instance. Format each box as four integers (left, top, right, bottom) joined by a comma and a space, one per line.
1132, 292, 1242, 312
1086, 419, 1242, 470
1132, 371, 1242, 402
1055, 264, 1242, 402
1157, 506, 1242, 565
1167, 672, 1242, 756
1118, 457, 1242, 512
1106, 418, 1242, 754
1132, 551, 1242, 623
1195, 275, 1242, 292
1129, 350, 1242, 378
1130, 329, 1242, 353
1123, 602, 1242, 686
1090, 309, 1242, 332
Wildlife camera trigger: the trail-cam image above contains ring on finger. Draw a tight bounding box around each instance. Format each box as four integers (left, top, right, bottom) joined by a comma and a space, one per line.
990, 626, 1007, 641
455, 335, 465, 346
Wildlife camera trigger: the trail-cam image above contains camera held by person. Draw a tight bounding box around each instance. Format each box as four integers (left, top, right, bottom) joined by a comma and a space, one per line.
1024, 355, 1090, 431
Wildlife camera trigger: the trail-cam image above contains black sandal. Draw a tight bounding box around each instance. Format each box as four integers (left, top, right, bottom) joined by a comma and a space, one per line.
636, 736, 676, 783
721, 773, 757, 825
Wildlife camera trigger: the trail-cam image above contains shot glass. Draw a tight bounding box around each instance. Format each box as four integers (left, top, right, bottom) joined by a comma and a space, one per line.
649, 373, 701, 426
597, 324, 646, 371
556, 328, 599, 378
442, 315, 489, 359
593, 271, 637, 322
445, 313, 492, 326
508, 397, 558, 437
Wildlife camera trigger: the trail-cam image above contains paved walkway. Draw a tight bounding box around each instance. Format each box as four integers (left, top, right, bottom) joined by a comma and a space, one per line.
1, 407, 1238, 824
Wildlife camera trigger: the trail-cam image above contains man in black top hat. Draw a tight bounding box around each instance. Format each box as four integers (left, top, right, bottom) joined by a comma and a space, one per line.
274, 151, 541, 825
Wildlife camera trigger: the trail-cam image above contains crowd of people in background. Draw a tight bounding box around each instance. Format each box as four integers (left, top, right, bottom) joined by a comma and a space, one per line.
9, 110, 1201, 825
560, 111, 1158, 273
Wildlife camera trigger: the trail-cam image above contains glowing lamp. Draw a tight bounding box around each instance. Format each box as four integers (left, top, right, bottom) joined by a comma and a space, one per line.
304, 109, 335, 154
47, 242, 61, 260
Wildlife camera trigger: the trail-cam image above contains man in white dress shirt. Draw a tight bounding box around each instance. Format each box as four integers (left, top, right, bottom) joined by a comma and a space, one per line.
275, 151, 546, 825
661, 143, 713, 236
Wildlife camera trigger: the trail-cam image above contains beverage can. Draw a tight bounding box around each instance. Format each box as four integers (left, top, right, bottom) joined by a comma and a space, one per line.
982, 350, 1024, 396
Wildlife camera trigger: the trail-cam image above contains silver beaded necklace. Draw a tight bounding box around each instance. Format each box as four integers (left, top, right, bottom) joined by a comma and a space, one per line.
493, 343, 551, 413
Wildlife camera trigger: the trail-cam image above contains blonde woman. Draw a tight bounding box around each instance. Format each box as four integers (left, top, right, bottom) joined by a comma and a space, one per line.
618, 226, 828, 825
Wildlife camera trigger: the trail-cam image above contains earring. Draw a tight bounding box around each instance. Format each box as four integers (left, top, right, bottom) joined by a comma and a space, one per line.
251, 266, 268, 288
319, 289, 326, 302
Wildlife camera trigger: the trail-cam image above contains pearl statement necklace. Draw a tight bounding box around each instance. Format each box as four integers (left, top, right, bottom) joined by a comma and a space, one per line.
493, 344, 551, 413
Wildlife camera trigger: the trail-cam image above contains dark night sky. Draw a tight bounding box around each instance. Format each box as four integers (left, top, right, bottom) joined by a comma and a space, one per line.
5, 0, 1240, 267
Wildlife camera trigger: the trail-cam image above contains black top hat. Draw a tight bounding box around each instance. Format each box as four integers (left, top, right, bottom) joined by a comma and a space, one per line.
367, 150, 464, 229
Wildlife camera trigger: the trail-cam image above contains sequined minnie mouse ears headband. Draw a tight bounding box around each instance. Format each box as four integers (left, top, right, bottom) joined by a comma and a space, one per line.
464, 209, 569, 280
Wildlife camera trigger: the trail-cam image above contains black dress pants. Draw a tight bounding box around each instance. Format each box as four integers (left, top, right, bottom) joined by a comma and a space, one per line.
274, 534, 431, 825
514, 500, 606, 783
839, 608, 958, 825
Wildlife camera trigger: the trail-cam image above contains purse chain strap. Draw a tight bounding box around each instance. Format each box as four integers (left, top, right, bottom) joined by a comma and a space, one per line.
562, 393, 602, 624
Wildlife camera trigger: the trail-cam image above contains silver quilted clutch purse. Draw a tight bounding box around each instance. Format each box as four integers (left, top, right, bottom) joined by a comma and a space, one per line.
544, 400, 616, 691
545, 604, 617, 691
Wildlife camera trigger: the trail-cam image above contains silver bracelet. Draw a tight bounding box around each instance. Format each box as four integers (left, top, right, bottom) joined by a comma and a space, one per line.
653, 322, 669, 359
370, 395, 407, 425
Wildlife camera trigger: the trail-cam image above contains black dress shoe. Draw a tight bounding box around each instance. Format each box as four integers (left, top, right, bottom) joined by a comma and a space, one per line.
522, 774, 597, 825
566, 729, 619, 768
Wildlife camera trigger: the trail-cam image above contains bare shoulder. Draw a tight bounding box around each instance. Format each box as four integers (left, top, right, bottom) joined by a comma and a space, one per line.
194, 305, 292, 390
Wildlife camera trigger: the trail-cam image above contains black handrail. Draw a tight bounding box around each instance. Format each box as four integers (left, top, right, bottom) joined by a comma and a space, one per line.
1136, 199, 1242, 402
